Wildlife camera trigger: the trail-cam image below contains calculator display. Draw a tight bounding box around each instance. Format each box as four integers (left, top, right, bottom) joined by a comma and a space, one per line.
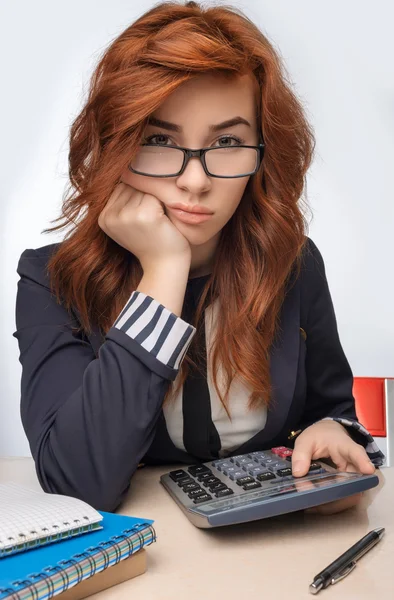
195, 472, 358, 513
161, 446, 379, 527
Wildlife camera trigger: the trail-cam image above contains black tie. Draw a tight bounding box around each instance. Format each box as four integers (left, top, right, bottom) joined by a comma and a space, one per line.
181, 278, 221, 461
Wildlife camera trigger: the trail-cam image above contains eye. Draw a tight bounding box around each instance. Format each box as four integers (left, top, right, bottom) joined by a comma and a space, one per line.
143, 132, 246, 147
144, 133, 171, 145
215, 135, 245, 147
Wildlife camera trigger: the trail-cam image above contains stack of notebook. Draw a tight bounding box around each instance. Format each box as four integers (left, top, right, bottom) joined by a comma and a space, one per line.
0, 482, 156, 599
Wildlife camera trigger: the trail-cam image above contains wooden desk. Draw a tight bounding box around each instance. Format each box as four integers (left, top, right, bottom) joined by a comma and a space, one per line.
0, 458, 392, 600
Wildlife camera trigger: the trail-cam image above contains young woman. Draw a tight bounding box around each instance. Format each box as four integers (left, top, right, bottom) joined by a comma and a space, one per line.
14, 1, 384, 514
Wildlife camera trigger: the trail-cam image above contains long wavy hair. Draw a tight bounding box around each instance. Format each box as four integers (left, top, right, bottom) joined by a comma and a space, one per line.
43, 0, 315, 414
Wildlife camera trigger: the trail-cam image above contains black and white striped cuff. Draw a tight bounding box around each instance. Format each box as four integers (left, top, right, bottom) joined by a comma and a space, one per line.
113, 291, 196, 370
321, 417, 386, 466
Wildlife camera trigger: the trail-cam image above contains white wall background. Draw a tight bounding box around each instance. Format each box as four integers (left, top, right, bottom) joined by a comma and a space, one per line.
1, 0, 393, 457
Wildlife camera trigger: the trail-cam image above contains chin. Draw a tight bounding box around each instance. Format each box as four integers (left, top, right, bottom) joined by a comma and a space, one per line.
183, 232, 213, 246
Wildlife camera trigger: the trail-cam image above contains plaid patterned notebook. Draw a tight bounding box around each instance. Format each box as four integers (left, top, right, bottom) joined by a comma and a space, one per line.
0, 484, 155, 599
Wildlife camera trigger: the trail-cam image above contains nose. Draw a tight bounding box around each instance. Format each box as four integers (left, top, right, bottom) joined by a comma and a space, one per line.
176, 155, 211, 193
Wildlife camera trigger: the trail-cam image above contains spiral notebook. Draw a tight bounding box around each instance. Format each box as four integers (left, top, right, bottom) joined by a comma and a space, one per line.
0, 499, 156, 599
0, 482, 104, 557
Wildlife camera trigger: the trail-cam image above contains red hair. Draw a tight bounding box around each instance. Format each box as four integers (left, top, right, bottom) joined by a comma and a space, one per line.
43, 1, 315, 414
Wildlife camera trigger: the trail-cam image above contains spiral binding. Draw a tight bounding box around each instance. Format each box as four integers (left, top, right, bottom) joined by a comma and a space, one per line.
0, 517, 95, 558
0, 522, 156, 600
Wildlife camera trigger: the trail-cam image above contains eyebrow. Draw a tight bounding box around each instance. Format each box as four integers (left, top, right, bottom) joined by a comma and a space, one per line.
146, 116, 251, 132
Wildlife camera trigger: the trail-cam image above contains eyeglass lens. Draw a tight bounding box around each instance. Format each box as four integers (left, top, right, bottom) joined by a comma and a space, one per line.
129, 146, 258, 177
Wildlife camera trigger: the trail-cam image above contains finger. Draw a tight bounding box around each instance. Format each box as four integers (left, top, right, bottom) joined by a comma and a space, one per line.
345, 462, 358, 473
345, 445, 376, 475
291, 438, 313, 477
103, 185, 143, 227
99, 184, 128, 226
106, 182, 129, 210
332, 444, 375, 475
328, 447, 349, 472
113, 184, 142, 216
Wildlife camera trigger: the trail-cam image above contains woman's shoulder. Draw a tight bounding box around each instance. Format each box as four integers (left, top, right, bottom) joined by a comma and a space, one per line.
284, 236, 328, 301
17, 237, 327, 289
299, 236, 326, 278
296, 235, 329, 302
16, 242, 61, 288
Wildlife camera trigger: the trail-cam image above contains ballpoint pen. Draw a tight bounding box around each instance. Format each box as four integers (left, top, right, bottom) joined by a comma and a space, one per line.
309, 527, 385, 594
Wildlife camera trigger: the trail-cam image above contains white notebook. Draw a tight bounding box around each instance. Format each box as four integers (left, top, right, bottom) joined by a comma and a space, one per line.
0, 482, 103, 557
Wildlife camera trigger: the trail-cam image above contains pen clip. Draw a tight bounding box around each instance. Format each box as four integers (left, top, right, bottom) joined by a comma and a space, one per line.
331, 561, 357, 585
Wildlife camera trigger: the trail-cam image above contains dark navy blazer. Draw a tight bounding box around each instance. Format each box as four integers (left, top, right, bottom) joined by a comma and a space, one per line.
13, 238, 384, 511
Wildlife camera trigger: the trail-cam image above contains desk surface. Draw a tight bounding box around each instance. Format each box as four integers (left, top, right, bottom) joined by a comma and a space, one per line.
0, 458, 392, 600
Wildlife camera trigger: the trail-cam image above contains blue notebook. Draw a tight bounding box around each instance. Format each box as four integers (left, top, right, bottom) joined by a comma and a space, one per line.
0, 511, 156, 600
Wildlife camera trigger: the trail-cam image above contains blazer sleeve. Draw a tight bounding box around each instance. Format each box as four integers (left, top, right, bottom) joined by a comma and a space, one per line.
13, 248, 196, 511
298, 239, 384, 466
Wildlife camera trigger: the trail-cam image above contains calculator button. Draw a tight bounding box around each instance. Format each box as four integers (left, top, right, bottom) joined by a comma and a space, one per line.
278, 449, 293, 458
215, 488, 234, 498
169, 469, 189, 482
247, 451, 271, 460
212, 458, 233, 469
222, 466, 239, 476
228, 470, 246, 481
182, 482, 202, 492
243, 481, 262, 491
208, 482, 227, 492
193, 494, 213, 504
188, 488, 208, 498
188, 465, 211, 477
267, 461, 290, 472
203, 476, 221, 486
235, 457, 254, 467
309, 462, 324, 472
242, 462, 256, 471
177, 477, 195, 487
271, 446, 287, 455
276, 468, 293, 477
236, 476, 255, 486
229, 455, 245, 464
197, 472, 214, 482
256, 472, 276, 482
259, 458, 281, 467
214, 461, 233, 472
247, 466, 269, 477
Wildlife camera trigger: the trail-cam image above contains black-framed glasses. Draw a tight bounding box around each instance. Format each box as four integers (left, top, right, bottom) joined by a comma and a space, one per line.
128, 141, 265, 178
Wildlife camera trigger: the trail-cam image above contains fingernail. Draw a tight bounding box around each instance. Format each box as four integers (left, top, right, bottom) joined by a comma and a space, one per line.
292, 461, 304, 474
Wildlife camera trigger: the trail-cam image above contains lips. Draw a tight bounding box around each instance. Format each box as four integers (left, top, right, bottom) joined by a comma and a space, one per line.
167, 207, 213, 224
168, 204, 213, 215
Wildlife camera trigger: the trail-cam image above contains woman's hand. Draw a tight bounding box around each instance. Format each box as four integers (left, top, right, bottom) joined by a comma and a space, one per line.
291, 419, 376, 515
98, 182, 191, 271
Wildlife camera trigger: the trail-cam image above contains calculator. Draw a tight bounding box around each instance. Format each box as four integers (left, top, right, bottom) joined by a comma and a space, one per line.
160, 447, 379, 528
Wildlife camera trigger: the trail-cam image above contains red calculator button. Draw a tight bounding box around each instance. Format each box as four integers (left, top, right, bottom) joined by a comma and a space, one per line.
278, 449, 293, 458
271, 446, 287, 455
